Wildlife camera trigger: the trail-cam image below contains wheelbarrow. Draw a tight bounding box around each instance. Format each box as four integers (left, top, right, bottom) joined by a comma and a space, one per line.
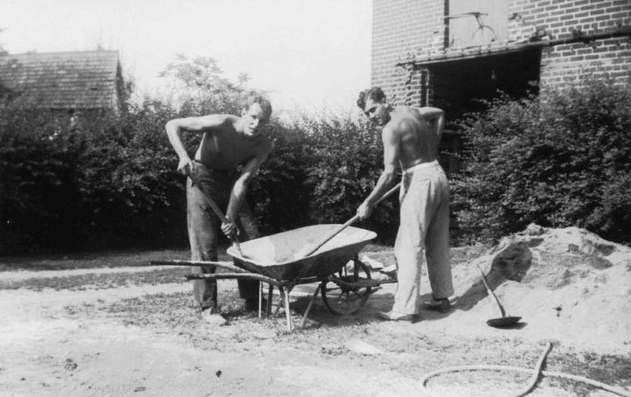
153, 224, 393, 331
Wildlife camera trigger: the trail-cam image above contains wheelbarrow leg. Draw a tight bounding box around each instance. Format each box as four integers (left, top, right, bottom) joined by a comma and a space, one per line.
278, 287, 294, 332
254, 283, 274, 319
267, 285, 274, 315
258, 282, 263, 319
299, 283, 322, 328
285, 289, 293, 332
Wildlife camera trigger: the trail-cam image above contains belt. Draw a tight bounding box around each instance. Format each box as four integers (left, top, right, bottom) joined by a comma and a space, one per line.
192, 161, 239, 184
193, 160, 236, 176
402, 160, 439, 175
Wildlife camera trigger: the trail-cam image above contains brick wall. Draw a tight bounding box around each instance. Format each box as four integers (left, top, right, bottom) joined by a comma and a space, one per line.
371, 0, 631, 103
508, 0, 631, 88
371, 0, 445, 104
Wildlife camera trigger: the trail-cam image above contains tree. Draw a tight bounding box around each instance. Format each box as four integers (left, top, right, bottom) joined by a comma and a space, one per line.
159, 54, 262, 116
0, 27, 8, 55
451, 78, 631, 245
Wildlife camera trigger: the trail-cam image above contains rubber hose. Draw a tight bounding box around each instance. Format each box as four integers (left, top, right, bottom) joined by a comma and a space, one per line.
419, 342, 631, 397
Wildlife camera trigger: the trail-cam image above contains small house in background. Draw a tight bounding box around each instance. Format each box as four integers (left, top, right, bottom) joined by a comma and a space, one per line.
0, 50, 125, 117
370, 0, 631, 174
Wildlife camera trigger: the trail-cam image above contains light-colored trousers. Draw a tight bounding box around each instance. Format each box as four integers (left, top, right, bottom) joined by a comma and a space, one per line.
392, 160, 454, 315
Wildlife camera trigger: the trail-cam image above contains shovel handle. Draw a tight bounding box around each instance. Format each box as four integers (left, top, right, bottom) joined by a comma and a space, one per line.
300, 183, 401, 258
476, 264, 507, 318
301, 214, 360, 258
185, 165, 245, 257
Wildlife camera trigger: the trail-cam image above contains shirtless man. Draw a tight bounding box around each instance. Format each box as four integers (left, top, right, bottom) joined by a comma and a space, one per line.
165, 96, 272, 323
356, 87, 453, 322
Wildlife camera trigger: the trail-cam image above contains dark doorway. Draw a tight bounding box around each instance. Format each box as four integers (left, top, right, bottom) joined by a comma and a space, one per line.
427, 48, 541, 123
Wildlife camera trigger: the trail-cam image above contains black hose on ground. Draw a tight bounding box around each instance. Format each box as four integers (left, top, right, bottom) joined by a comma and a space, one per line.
419, 342, 631, 397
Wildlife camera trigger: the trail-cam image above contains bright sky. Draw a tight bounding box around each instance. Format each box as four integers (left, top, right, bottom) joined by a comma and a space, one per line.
0, 0, 372, 114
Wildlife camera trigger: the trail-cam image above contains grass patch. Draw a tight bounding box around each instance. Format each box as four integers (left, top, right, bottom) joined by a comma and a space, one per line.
0, 244, 490, 293
0, 247, 232, 272
5, 243, 630, 396
64, 288, 631, 395
0, 268, 189, 291
0, 243, 485, 273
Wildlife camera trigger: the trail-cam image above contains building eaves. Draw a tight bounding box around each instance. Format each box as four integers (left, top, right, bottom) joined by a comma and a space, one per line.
397, 26, 631, 68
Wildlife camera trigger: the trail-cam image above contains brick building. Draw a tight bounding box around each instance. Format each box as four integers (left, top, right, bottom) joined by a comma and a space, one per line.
371, 0, 631, 171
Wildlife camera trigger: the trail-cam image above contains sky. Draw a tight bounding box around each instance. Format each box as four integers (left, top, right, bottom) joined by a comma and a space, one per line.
0, 0, 372, 114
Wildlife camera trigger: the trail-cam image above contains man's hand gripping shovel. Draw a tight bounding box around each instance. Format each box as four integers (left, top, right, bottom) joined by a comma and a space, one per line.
185, 165, 247, 259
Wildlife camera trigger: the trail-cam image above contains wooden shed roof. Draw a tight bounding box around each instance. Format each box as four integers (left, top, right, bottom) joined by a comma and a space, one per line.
0, 50, 121, 110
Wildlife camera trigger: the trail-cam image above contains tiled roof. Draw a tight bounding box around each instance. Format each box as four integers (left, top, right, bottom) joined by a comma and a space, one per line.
0, 50, 121, 110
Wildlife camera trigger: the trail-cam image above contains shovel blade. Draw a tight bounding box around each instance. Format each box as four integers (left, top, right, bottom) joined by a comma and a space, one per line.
487, 316, 522, 328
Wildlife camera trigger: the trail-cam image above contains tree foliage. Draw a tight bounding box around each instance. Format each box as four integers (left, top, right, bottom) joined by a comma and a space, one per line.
0, 107, 78, 252
451, 78, 631, 245
0, 54, 394, 254
249, 112, 395, 240
159, 54, 259, 116
0, 102, 185, 253
0, 27, 7, 55
4, 55, 629, 254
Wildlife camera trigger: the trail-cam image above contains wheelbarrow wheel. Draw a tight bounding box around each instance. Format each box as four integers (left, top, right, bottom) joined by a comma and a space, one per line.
321, 258, 372, 315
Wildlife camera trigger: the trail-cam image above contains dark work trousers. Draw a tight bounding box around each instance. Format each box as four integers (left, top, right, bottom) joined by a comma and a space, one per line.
186, 161, 260, 310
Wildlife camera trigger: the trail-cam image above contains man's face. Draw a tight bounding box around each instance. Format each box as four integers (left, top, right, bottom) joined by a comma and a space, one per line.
242, 103, 268, 136
363, 98, 389, 126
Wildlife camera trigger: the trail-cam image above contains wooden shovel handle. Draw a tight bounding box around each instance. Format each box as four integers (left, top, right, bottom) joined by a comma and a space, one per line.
476, 264, 507, 318
301, 183, 401, 258
185, 165, 245, 257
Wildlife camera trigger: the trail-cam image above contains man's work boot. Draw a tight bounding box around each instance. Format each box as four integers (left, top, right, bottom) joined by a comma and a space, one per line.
376, 310, 419, 323
423, 296, 452, 313
201, 306, 227, 325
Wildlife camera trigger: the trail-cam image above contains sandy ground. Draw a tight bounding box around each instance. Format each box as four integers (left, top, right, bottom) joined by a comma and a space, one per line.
1, 225, 630, 397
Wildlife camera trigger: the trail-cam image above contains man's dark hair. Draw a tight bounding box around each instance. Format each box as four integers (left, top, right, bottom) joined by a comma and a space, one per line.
245, 95, 272, 122
357, 86, 386, 109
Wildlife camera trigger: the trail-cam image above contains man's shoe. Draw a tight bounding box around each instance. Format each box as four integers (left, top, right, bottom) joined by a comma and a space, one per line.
423, 296, 452, 313
201, 307, 227, 325
376, 310, 419, 323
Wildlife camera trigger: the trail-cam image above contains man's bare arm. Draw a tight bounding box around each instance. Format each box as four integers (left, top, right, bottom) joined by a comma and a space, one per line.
165, 115, 228, 174
419, 107, 445, 134
418, 106, 443, 120
357, 126, 399, 220
225, 142, 272, 226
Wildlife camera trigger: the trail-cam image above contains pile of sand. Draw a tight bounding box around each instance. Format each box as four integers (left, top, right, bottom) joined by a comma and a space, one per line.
434, 224, 631, 354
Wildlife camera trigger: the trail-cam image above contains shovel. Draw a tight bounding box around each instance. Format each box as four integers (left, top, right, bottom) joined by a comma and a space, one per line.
296, 183, 401, 259
185, 166, 247, 259
476, 264, 522, 328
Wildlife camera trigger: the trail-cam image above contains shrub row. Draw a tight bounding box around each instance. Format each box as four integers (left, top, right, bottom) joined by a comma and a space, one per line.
1, 77, 629, 254
451, 77, 631, 245
0, 102, 395, 254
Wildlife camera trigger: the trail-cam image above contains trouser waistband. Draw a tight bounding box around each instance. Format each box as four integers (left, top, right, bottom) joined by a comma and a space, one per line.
193, 160, 237, 178
402, 160, 439, 175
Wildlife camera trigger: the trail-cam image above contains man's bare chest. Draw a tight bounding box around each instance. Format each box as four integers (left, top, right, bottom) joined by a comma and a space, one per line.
199, 133, 260, 168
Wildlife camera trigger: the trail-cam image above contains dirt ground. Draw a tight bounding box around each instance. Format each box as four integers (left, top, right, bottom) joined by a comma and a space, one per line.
1, 225, 630, 397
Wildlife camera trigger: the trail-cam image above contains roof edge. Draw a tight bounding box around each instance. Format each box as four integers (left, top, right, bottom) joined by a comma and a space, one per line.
397, 25, 631, 68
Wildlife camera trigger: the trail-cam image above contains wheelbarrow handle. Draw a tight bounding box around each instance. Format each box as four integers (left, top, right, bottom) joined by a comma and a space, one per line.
299, 182, 401, 258
185, 165, 245, 257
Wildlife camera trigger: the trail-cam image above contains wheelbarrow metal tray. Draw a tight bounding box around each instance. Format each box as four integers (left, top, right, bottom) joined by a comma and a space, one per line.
227, 224, 376, 281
